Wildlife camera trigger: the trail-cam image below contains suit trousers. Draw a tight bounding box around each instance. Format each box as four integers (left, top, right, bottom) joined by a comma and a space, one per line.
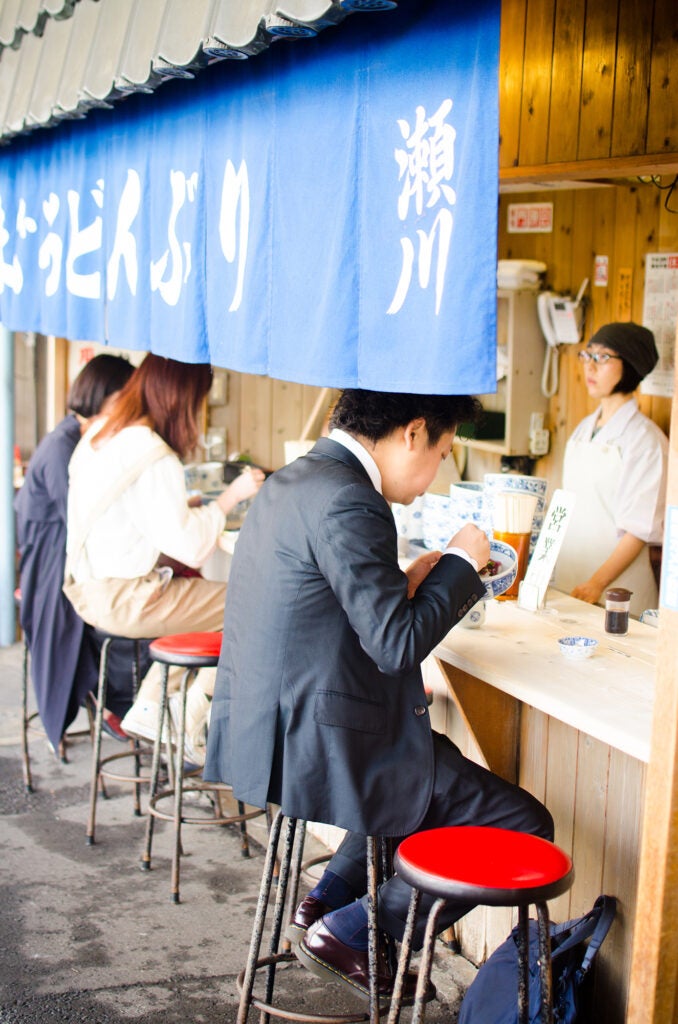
326, 731, 554, 947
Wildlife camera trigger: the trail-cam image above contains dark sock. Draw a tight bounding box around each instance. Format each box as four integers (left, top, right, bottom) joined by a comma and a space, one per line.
309, 870, 357, 910
323, 899, 369, 952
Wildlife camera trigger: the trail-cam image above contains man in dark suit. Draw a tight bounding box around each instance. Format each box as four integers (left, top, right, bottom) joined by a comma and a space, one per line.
204, 390, 553, 1003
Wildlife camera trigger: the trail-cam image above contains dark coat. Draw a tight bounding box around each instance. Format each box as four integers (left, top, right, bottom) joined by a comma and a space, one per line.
14, 416, 100, 749
204, 437, 483, 837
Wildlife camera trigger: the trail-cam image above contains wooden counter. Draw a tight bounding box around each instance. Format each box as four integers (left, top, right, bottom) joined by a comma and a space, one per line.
427, 589, 656, 1024
434, 589, 656, 764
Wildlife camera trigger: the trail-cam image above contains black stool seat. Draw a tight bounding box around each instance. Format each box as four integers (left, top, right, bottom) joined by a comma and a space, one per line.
141, 631, 265, 903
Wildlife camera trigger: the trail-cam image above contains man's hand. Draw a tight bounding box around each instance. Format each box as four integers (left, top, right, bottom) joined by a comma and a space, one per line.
405, 551, 442, 598
447, 523, 490, 570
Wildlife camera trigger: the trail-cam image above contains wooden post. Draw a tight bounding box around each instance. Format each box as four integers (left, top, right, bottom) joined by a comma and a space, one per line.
627, 318, 678, 1022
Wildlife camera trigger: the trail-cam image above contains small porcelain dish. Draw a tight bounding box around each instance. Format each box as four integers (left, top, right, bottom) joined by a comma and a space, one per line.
558, 636, 598, 660
481, 540, 518, 600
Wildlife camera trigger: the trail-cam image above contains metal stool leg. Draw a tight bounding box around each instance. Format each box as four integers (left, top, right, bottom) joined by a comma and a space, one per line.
517, 905, 530, 1024
141, 663, 171, 871
131, 640, 143, 816
366, 836, 380, 1024
262, 816, 300, 1022
237, 808, 287, 1024
20, 637, 34, 794
535, 901, 553, 1024
170, 666, 196, 903
86, 637, 111, 845
386, 888, 422, 1024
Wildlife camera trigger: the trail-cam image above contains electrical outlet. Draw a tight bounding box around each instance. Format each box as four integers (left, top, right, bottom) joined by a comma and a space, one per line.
529, 428, 550, 457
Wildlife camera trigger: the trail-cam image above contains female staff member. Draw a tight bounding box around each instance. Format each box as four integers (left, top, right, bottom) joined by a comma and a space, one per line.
555, 322, 667, 618
64, 354, 264, 756
15, 354, 136, 751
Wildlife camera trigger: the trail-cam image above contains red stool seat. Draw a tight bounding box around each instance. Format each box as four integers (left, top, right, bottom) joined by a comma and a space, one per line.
395, 826, 573, 905
388, 827, 575, 1024
142, 628, 263, 902
148, 631, 222, 664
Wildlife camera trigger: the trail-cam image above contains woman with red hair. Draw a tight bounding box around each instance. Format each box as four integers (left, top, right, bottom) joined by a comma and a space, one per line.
65, 354, 264, 759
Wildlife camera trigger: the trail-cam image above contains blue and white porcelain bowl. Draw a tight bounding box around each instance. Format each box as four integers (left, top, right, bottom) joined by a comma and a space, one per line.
481, 540, 518, 600
558, 636, 598, 660
421, 493, 454, 550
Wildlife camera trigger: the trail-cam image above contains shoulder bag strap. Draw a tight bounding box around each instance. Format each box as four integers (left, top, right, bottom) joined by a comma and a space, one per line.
550, 895, 617, 974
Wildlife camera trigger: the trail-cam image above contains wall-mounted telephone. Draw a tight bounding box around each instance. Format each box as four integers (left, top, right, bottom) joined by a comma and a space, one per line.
538, 279, 589, 396
537, 279, 589, 346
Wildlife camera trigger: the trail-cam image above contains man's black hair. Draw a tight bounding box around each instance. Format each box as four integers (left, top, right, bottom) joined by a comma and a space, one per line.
329, 389, 483, 446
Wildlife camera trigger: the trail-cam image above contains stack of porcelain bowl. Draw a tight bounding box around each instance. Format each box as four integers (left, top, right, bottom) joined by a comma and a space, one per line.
449, 481, 493, 537
392, 474, 548, 558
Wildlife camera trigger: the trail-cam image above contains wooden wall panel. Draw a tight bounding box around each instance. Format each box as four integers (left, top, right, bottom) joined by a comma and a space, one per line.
544, 718, 578, 922
208, 374, 336, 471
517, 0, 556, 167
500, 0, 677, 173
271, 380, 304, 469
596, 750, 647, 1022
546, 0, 585, 164
569, 734, 609, 918
611, 0, 653, 158
239, 374, 273, 469
577, 1, 619, 161
498, 0, 527, 169
646, 0, 678, 155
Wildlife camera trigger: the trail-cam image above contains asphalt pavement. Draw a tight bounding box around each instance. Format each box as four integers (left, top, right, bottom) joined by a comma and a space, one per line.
0, 639, 476, 1024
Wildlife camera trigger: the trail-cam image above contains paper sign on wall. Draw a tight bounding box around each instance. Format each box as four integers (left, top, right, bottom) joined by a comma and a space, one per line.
518, 489, 576, 610
640, 252, 678, 399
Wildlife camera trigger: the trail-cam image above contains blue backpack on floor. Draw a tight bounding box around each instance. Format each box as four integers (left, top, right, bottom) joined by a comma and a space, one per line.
457, 895, 617, 1024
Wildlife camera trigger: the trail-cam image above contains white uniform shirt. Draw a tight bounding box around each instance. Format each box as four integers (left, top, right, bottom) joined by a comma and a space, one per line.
67, 423, 226, 582
567, 398, 667, 543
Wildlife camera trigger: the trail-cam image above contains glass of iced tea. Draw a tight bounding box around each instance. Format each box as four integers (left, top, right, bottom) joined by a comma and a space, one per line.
491, 492, 537, 600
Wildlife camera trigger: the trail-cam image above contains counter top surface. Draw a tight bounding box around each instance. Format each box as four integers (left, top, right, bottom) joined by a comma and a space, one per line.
434, 589, 657, 763
220, 532, 656, 762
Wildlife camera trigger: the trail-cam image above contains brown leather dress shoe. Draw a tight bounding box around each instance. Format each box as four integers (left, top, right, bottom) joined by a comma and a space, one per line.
297, 919, 436, 1007
286, 895, 331, 944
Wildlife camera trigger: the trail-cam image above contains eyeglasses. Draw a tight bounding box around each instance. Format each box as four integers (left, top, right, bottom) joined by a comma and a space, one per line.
577, 351, 623, 366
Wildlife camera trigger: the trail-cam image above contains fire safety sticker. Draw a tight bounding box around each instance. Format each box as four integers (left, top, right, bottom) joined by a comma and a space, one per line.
507, 202, 553, 233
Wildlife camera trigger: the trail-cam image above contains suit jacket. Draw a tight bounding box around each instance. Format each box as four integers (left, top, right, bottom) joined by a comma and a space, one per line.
203, 437, 484, 837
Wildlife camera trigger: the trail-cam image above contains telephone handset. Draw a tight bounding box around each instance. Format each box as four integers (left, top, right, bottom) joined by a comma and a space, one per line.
538, 279, 589, 396
537, 281, 588, 347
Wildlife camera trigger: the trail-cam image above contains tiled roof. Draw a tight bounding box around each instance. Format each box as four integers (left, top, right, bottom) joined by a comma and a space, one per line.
0, 0, 394, 143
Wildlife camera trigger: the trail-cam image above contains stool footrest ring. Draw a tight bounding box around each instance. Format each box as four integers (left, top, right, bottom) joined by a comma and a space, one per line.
148, 785, 266, 827
237, 953, 370, 1024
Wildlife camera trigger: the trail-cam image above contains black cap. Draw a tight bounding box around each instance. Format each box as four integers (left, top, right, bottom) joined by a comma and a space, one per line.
587, 322, 659, 380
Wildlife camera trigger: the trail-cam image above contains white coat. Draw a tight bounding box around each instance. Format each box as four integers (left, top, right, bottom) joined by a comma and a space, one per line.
555, 399, 667, 618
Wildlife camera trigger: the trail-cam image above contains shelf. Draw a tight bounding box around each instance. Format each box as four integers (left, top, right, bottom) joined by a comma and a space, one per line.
499, 152, 678, 193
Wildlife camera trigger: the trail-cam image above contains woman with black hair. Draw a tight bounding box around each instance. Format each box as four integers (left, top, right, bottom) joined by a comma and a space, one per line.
554, 322, 668, 617
15, 354, 136, 752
